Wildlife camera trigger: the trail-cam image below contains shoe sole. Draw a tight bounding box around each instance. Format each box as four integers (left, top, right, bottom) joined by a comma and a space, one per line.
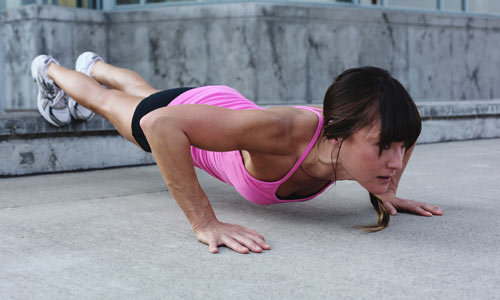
68, 99, 95, 121
31, 56, 59, 127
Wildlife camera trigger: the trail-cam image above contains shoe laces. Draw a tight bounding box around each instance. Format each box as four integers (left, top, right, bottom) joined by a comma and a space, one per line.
41, 80, 67, 109
50, 90, 68, 109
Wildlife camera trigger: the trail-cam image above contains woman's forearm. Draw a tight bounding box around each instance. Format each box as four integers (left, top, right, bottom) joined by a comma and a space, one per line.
143, 119, 217, 230
377, 143, 442, 217
140, 112, 271, 254
386, 144, 416, 195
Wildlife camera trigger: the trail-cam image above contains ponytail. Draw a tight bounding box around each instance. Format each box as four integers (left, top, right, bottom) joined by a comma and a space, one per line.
358, 193, 390, 232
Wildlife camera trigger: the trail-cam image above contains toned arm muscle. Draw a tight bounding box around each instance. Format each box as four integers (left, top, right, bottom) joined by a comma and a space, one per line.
139, 104, 290, 253
158, 104, 292, 154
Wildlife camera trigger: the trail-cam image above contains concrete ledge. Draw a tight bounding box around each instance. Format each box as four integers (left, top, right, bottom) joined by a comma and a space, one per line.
1, 100, 500, 176
417, 100, 500, 143
0, 135, 154, 177
418, 100, 500, 119
0, 111, 115, 139
0, 111, 154, 177
3, 100, 500, 138
420, 117, 500, 143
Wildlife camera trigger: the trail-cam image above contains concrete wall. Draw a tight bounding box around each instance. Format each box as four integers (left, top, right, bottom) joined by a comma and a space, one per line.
1, 3, 500, 110
109, 3, 500, 104
0, 13, 5, 112
1, 3, 500, 176
1, 4, 107, 110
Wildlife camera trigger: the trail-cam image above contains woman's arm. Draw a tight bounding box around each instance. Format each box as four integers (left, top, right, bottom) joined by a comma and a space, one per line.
385, 143, 415, 195
140, 105, 291, 254
377, 144, 443, 216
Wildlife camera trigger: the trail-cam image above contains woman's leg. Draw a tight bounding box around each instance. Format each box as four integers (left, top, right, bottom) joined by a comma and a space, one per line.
90, 61, 160, 98
46, 63, 142, 147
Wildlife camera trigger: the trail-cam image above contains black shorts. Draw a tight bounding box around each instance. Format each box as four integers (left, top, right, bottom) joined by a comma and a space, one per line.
131, 87, 195, 152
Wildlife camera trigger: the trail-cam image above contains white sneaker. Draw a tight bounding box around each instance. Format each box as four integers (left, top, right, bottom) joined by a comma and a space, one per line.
75, 51, 103, 77
31, 55, 71, 127
68, 52, 104, 121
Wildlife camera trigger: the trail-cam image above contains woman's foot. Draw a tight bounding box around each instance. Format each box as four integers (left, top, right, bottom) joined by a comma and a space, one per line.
75, 51, 103, 77
31, 55, 71, 127
68, 52, 104, 121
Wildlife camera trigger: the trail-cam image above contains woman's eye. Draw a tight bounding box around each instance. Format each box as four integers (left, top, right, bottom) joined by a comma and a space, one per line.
376, 143, 391, 150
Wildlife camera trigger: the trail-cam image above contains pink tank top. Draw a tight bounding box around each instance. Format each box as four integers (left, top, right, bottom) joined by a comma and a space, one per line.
169, 85, 335, 205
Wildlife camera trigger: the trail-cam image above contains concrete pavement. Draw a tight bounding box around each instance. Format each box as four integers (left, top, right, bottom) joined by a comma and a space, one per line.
1, 139, 499, 299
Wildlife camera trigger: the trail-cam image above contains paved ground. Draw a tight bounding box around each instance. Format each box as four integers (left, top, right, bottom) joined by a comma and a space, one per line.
1, 139, 499, 300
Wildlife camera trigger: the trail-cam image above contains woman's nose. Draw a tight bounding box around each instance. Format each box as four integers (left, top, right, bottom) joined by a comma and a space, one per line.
387, 147, 404, 170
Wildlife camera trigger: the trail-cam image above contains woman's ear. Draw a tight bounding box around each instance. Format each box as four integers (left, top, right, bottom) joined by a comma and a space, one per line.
328, 136, 343, 147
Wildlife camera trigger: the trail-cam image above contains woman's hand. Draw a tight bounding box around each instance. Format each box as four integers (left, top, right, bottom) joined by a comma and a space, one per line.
193, 219, 271, 254
377, 193, 443, 217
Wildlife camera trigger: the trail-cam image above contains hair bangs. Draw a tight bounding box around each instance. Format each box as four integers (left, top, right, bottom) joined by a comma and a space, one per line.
378, 78, 421, 154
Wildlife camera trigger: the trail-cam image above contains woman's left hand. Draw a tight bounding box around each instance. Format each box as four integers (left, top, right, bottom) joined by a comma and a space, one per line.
377, 193, 443, 217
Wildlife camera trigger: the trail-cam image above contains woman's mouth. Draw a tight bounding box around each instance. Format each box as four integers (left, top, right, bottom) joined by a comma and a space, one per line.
377, 176, 391, 183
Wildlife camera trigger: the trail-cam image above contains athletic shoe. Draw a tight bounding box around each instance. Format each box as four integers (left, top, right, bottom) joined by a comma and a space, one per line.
68, 52, 103, 121
75, 51, 103, 77
31, 55, 71, 127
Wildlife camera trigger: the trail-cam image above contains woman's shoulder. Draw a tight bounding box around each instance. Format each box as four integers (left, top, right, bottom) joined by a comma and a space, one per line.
263, 106, 322, 147
241, 106, 322, 179
264, 106, 322, 125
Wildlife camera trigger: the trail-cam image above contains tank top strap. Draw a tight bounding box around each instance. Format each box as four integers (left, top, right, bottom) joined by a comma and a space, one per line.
277, 106, 324, 183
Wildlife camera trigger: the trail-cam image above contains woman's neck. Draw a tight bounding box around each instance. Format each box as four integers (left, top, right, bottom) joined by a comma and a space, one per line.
301, 133, 351, 182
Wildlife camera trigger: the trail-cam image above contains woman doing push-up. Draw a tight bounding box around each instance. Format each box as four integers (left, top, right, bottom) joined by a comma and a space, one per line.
30, 52, 443, 254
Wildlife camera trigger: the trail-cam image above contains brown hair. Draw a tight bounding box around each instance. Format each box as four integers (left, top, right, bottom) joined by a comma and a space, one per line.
358, 193, 390, 232
323, 67, 421, 231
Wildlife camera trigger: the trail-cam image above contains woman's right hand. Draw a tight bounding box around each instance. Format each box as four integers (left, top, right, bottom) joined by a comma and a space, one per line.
194, 219, 271, 254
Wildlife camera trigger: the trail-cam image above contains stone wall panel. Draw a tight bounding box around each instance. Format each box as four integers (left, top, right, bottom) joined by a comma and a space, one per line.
2, 5, 106, 110
2, 3, 500, 110
408, 26, 454, 101
3, 19, 37, 110
257, 18, 310, 103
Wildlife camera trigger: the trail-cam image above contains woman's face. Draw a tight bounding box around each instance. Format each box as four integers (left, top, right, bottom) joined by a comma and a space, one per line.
339, 121, 406, 195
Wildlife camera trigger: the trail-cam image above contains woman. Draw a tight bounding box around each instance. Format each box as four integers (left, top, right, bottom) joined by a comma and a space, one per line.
31, 52, 443, 254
